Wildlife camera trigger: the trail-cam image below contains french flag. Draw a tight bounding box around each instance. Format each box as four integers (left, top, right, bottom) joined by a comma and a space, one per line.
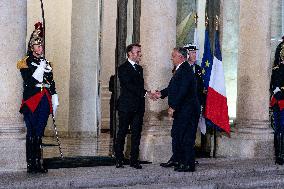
204, 30, 230, 134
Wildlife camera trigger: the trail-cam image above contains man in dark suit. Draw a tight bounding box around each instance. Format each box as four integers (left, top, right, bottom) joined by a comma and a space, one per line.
184, 44, 209, 157
156, 47, 200, 172
115, 43, 151, 169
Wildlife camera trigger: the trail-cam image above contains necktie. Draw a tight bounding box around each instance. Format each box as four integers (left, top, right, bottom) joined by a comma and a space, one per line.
134, 64, 139, 72
192, 64, 195, 73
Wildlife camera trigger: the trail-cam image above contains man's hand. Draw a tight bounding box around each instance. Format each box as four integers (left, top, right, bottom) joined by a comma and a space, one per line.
147, 91, 156, 101
147, 90, 161, 101
32, 61, 45, 82
154, 90, 162, 99
31, 59, 52, 73
168, 107, 175, 118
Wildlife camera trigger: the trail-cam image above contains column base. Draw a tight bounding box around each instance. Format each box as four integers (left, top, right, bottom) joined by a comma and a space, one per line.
0, 123, 26, 171
217, 119, 274, 158
140, 117, 173, 163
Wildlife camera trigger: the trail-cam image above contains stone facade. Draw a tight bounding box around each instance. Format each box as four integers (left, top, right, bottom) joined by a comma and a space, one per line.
0, 0, 282, 170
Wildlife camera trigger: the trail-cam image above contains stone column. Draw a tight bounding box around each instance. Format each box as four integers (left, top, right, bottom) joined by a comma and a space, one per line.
218, 0, 273, 158
126, 0, 134, 45
0, 0, 27, 170
221, 0, 239, 119
271, 0, 282, 64
69, 0, 101, 137
100, 1, 117, 130
139, 0, 177, 163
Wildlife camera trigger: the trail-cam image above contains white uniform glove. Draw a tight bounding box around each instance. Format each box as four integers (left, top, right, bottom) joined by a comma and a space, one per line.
31, 59, 48, 82
52, 94, 59, 117
273, 87, 281, 94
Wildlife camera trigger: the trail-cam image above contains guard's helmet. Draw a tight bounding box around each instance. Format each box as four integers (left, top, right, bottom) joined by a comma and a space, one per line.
27, 22, 44, 55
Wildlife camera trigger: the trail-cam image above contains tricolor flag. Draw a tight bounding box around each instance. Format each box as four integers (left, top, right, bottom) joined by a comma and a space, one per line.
200, 28, 213, 134
204, 30, 230, 134
201, 29, 213, 89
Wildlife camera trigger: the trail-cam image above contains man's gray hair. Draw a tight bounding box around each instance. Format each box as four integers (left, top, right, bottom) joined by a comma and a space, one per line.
173, 47, 188, 59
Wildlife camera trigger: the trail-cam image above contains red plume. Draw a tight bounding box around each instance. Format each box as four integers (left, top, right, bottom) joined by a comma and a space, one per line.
34, 22, 44, 38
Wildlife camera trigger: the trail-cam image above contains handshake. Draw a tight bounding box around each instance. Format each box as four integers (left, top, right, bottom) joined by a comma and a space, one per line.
147, 90, 162, 101
146, 90, 175, 118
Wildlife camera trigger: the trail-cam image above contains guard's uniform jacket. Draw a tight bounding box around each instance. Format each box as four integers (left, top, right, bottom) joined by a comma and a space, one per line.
270, 63, 284, 165
270, 63, 284, 111
17, 55, 56, 114
192, 64, 205, 106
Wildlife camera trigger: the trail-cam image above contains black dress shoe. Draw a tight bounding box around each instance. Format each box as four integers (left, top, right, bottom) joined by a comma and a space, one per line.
160, 160, 178, 168
116, 160, 124, 168
275, 158, 284, 165
175, 164, 195, 172
174, 163, 181, 171
130, 162, 142, 169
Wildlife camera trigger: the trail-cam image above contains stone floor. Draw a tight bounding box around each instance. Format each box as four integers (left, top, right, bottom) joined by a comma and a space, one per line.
1, 157, 284, 189
42, 133, 114, 158
1, 133, 284, 189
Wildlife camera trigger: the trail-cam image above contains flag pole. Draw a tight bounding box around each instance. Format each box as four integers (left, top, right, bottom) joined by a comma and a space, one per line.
212, 15, 219, 158
194, 12, 198, 28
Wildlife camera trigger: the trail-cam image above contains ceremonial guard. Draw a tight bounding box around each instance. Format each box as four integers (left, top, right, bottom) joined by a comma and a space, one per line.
17, 22, 59, 173
270, 38, 284, 165
183, 44, 205, 107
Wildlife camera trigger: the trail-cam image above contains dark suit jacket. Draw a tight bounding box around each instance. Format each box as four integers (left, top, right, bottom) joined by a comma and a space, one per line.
161, 61, 200, 117
118, 61, 146, 112
193, 64, 205, 106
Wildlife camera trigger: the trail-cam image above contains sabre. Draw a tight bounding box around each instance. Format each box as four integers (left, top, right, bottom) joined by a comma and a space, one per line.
40, 0, 64, 159
52, 114, 64, 159
40, 0, 45, 56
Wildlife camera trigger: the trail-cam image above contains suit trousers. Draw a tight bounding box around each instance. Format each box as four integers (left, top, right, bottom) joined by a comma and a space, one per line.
171, 112, 199, 166
115, 110, 144, 162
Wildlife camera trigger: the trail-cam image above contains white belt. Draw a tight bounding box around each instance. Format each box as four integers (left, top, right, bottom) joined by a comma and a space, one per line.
35, 83, 50, 88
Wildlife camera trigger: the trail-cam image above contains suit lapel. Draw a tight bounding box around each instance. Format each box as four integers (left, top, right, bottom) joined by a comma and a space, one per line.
126, 61, 142, 77
169, 62, 189, 87
174, 61, 186, 75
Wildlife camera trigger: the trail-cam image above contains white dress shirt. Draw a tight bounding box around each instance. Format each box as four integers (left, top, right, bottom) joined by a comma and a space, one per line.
128, 58, 138, 70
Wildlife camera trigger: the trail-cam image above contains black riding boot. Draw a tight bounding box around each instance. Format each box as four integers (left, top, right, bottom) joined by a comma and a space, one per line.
34, 136, 48, 173
26, 136, 35, 173
275, 133, 284, 165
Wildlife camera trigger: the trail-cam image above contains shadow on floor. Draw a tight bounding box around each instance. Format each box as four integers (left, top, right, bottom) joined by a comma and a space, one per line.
43, 156, 151, 169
